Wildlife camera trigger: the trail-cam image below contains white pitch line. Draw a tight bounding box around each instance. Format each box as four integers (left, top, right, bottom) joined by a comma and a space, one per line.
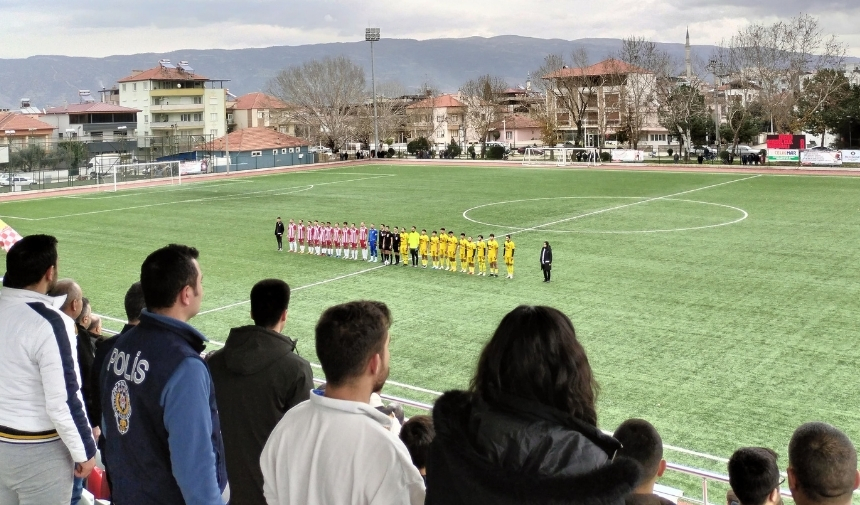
506, 174, 761, 236
1, 174, 395, 222
196, 264, 387, 316
307, 363, 445, 396
62, 179, 253, 200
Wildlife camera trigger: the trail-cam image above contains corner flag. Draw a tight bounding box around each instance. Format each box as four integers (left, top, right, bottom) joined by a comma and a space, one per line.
0, 219, 23, 252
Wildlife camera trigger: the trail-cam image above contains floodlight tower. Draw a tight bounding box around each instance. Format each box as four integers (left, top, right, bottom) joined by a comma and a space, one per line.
365, 28, 380, 157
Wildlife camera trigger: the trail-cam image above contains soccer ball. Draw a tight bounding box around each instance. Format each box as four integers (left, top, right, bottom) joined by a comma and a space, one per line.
384, 260, 390, 265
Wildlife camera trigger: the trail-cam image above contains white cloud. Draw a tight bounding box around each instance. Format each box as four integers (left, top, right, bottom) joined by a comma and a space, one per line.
1, 0, 857, 58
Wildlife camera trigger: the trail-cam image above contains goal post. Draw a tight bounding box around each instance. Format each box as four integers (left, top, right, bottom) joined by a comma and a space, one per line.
97, 161, 181, 192
522, 147, 600, 167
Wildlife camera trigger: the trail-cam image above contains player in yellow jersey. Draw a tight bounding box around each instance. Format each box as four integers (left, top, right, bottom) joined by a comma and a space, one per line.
400, 228, 409, 267
438, 228, 448, 270
429, 231, 440, 269
418, 229, 430, 268
475, 235, 488, 276
487, 233, 500, 277
466, 236, 477, 275
458, 233, 468, 272
503, 234, 516, 279
446, 231, 458, 271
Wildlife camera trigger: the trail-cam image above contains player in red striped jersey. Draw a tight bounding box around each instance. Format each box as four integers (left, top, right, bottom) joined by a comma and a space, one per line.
287, 219, 297, 252
297, 219, 306, 253
359, 222, 368, 260
332, 223, 342, 258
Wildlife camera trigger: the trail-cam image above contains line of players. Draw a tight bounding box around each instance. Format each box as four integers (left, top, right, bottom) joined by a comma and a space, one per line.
281, 219, 517, 278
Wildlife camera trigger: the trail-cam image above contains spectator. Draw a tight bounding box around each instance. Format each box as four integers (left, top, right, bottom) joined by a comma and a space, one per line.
400, 415, 435, 481
260, 300, 425, 505
425, 305, 639, 505
49, 281, 100, 505
90, 281, 145, 485
0, 235, 96, 504
727, 447, 783, 505
87, 314, 102, 335
99, 245, 227, 505
614, 419, 672, 505
788, 422, 859, 505
208, 279, 313, 505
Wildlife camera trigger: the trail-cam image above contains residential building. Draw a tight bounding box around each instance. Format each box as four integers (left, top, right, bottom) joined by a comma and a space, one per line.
206, 127, 311, 171
0, 111, 56, 149
230, 92, 299, 136
489, 114, 542, 147
405, 94, 471, 148
41, 103, 140, 154
117, 59, 229, 158
543, 58, 669, 151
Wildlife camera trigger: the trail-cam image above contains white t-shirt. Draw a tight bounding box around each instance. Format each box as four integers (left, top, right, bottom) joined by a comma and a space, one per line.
260, 392, 425, 505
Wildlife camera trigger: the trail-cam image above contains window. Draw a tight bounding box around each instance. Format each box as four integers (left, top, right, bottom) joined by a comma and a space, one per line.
289, 147, 295, 153
193, 113, 203, 121
505, 131, 513, 140
281, 148, 288, 154
649, 134, 666, 142
133, 83, 137, 91
144, 115, 149, 123
210, 113, 218, 121
193, 96, 202, 104
211, 129, 218, 136
181, 114, 191, 122
258, 112, 264, 119
273, 149, 278, 155
251, 151, 262, 157
58, 132, 63, 139
436, 115, 444, 122
227, 114, 233, 122
114, 130, 127, 137
143, 82, 148, 90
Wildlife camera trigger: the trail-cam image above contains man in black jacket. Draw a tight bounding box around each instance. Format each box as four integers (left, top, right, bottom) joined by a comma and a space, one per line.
274, 217, 285, 251
208, 279, 313, 505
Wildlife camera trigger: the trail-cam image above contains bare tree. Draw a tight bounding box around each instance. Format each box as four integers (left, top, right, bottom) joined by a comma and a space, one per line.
654, 57, 708, 159
460, 75, 508, 157
354, 80, 408, 148
530, 55, 563, 147
538, 50, 602, 146
614, 37, 667, 150
268, 56, 366, 150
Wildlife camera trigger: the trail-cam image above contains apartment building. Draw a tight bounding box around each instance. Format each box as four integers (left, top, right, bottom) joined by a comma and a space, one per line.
117, 59, 228, 156
405, 94, 471, 148
0, 111, 56, 148
41, 102, 140, 154
230, 92, 298, 135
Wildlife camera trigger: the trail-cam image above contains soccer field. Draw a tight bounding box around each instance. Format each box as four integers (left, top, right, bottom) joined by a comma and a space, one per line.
2, 163, 858, 492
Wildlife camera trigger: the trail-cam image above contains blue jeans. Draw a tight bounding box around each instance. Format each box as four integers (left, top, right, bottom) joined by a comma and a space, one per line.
71, 477, 84, 505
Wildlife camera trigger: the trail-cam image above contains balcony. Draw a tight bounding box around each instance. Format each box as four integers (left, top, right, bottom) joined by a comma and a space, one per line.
150, 121, 205, 130
150, 104, 204, 113
150, 89, 205, 97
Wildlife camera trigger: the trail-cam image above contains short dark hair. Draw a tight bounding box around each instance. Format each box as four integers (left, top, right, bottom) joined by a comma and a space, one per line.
614, 419, 664, 483
471, 305, 598, 426
124, 282, 146, 322
400, 415, 435, 470
140, 244, 200, 310
315, 301, 390, 386
250, 279, 291, 328
3, 234, 58, 288
789, 422, 858, 503
728, 447, 781, 505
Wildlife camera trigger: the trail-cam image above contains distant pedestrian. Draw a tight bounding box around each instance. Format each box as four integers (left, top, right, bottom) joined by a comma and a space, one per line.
540, 241, 553, 282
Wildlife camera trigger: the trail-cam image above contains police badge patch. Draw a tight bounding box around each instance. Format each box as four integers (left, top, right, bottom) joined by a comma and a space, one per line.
112, 380, 132, 435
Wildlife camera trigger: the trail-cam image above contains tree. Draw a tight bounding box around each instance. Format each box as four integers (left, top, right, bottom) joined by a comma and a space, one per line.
615, 37, 667, 150
537, 50, 601, 147
10, 144, 49, 172
795, 69, 850, 146
269, 56, 366, 150
57, 140, 89, 176
652, 54, 709, 159
460, 75, 507, 158
826, 84, 860, 148
354, 80, 408, 148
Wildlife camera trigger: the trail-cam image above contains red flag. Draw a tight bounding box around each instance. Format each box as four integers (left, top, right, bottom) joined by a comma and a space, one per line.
0, 219, 23, 252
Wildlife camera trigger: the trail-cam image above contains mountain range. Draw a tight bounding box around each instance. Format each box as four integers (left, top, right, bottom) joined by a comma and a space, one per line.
1, 35, 857, 110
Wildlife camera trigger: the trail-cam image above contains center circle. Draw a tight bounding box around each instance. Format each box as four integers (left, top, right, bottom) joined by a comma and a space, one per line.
462, 196, 748, 234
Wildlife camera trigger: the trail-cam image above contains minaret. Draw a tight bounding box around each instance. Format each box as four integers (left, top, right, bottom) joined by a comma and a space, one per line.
526, 72, 531, 92
685, 27, 692, 82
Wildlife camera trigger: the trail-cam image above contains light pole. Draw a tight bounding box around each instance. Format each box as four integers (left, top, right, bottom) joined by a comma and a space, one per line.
707, 59, 722, 154
365, 28, 380, 157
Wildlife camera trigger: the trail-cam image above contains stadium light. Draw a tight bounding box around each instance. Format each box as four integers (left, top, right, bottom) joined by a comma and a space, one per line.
365, 28, 380, 157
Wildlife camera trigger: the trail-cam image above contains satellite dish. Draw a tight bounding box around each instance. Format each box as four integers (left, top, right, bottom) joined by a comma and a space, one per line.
177, 83, 182, 88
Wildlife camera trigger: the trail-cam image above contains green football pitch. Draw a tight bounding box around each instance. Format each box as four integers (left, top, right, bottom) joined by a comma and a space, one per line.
2, 163, 858, 495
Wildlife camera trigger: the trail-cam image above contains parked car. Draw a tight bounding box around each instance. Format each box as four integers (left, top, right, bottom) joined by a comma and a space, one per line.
0, 174, 33, 186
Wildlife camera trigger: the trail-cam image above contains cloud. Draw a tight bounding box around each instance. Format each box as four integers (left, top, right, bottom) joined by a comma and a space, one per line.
0, 0, 857, 58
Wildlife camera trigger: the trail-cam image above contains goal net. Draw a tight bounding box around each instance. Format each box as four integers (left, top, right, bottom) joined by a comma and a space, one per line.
523, 147, 600, 167
96, 161, 181, 192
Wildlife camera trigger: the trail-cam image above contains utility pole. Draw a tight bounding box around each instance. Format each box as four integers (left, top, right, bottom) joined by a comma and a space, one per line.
366, 28, 380, 157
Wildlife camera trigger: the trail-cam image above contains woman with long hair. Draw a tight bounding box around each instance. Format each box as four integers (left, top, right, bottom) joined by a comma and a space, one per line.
426, 305, 640, 505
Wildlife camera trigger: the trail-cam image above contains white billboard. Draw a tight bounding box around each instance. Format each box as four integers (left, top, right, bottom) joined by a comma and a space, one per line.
767, 149, 799, 163
611, 149, 646, 162
801, 150, 842, 166
179, 159, 209, 175
841, 150, 860, 163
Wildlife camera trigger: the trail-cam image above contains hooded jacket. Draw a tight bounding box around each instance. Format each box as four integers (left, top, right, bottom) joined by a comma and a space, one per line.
426, 390, 641, 505
207, 325, 313, 505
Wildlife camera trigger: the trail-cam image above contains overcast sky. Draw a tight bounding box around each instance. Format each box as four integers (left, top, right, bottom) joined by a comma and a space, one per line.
2, 0, 858, 59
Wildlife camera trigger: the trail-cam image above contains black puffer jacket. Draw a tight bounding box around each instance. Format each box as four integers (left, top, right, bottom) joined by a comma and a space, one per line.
426, 390, 641, 505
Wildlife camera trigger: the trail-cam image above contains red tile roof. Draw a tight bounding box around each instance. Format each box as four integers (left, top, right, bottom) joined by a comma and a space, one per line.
232, 92, 289, 110
44, 103, 141, 114
0, 112, 56, 133
543, 59, 650, 79
491, 114, 540, 130
118, 66, 208, 83
208, 127, 308, 152
406, 94, 466, 109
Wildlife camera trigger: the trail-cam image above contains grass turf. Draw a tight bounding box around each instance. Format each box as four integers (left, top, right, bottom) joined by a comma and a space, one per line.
2, 163, 858, 498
